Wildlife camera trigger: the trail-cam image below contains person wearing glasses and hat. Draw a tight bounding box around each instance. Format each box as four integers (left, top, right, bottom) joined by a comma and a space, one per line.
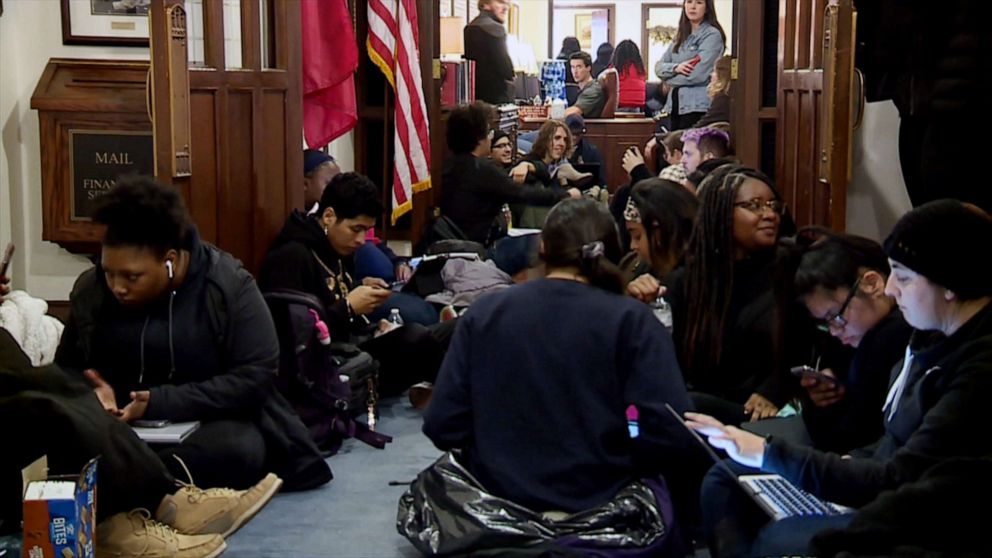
685, 200, 992, 558
793, 233, 913, 454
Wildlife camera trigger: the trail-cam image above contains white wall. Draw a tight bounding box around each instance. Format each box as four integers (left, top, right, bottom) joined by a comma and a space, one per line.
517, 0, 733, 61
845, 100, 912, 241
0, 0, 150, 301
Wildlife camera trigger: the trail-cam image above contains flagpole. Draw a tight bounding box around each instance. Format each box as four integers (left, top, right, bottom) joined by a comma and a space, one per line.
381, 84, 392, 239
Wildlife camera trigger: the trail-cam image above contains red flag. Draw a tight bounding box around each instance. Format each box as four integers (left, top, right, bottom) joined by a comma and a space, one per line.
366, 0, 431, 223
302, 0, 358, 148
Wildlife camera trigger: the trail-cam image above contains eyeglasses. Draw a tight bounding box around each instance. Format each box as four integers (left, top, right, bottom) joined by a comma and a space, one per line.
733, 199, 786, 215
821, 275, 863, 329
493, 141, 511, 149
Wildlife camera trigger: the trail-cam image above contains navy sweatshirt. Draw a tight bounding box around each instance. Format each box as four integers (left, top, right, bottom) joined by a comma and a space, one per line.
424, 279, 693, 513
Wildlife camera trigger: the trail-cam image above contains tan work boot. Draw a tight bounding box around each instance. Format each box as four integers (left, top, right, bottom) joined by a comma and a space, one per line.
408, 381, 434, 410
97, 509, 226, 558
156, 473, 283, 538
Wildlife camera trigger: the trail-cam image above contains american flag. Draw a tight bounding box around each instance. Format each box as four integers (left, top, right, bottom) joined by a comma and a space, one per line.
366, 0, 431, 224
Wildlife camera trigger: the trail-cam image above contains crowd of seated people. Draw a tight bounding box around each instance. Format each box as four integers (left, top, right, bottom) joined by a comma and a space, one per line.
4, 23, 992, 554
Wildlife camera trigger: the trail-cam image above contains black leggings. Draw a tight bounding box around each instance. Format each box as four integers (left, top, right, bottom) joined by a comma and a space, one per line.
157, 420, 267, 490
360, 320, 455, 396
0, 390, 176, 525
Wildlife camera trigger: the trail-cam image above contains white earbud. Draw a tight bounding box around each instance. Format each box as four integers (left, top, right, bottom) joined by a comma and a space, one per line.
166, 260, 174, 280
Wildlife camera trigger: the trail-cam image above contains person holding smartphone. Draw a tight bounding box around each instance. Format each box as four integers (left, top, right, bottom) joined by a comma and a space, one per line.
655, 0, 727, 130
688, 200, 992, 557
794, 233, 913, 453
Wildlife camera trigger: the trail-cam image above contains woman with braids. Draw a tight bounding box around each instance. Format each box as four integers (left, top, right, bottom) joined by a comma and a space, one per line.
421, 199, 692, 553
663, 163, 802, 425
624, 178, 700, 302
611, 39, 647, 110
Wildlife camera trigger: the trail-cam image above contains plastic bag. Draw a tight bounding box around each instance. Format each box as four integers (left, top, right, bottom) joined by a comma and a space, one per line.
397, 452, 682, 557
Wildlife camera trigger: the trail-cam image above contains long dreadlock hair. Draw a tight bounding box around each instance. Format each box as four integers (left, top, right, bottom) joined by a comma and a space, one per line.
681, 164, 782, 378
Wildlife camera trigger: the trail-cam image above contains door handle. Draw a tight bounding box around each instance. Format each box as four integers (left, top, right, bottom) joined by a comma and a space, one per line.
852, 67, 865, 130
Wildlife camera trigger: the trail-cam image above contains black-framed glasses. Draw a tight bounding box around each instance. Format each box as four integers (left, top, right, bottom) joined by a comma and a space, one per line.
493, 141, 511, 149
733, 199, 786, 215
821, 275, 863, 328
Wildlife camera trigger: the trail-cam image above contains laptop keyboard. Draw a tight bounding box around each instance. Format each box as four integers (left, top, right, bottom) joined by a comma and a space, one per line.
748, 476, 841, 517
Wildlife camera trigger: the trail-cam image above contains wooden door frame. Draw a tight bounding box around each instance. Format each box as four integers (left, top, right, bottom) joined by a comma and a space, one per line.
547, 2, 616, 58
640, 2, 682, 75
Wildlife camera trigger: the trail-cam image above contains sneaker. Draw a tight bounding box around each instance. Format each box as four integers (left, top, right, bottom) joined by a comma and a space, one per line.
97, 509, 226, 558
156, 473, 283, 538
408, 381, 434, 410
439, 305, 458, 323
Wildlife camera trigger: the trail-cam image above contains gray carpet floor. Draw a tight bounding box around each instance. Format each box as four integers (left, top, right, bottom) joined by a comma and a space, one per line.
226, 398, 439, 558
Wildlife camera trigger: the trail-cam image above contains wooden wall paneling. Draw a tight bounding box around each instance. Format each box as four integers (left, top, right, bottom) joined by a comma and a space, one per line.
151, 0, 302, 271
730, 0, 764, 169
775, 0, 853, 230
187, 91, 219, 242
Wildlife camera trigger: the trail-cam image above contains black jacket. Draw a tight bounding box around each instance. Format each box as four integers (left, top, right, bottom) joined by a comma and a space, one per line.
812, 458, 992, 557
463, 11, 514, 104
1, 329, 182, 529
55, 231, 331, 491
441, 154, 566, 244
258, 211, 358, 339
693, 92, 730, 128
664, 251, 797, 406
803, 309, 913, 454
764, 301, 992, 508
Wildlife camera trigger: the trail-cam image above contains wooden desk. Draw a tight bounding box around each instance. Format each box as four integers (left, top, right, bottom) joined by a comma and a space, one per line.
520, 116, 657, 192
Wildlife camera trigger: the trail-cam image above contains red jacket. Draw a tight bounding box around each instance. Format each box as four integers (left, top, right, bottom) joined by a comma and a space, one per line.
617, 67, 646, 109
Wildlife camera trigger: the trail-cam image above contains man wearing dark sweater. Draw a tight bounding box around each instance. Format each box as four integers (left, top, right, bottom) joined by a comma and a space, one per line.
464, 0, 514, 105
440, 103, 578, 245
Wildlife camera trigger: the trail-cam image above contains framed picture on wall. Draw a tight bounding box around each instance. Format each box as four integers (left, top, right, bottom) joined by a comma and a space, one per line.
575, 14, 593, 49
61, 0, 150, 46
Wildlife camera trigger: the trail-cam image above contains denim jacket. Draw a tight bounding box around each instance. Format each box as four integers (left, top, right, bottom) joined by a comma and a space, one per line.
655, 22, 725, 115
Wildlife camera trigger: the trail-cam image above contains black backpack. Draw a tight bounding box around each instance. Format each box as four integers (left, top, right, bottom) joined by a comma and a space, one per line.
263, 289, 391, 456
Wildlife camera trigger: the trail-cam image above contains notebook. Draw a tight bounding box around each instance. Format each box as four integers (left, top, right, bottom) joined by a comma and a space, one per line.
132, 421, 200, 444
665, 404, 851, 521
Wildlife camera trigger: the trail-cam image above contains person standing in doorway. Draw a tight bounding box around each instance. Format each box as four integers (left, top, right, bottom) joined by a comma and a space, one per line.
464, 0, 514, 105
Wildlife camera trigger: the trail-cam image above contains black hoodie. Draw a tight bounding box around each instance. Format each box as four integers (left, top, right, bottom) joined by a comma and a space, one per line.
258, 210, 357, 340
56, 229, 331, 491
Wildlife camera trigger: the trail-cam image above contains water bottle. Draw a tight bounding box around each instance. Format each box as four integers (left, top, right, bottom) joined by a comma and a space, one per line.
387, 308, 404, 327
651, 296, 673, 330
501, 203, 513, 230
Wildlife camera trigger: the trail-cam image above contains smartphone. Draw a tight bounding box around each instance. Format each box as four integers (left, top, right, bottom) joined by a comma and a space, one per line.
686, 54, 702, 68
132, 419, 171, 428
0, 242, 14, 277
790, 365, 837, 386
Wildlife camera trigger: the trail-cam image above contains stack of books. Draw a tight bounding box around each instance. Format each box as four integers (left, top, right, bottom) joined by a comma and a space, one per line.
440, 60, 476, 107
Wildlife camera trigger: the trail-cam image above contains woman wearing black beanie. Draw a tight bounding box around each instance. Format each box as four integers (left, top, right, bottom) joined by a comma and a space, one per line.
685, 199, 992, 558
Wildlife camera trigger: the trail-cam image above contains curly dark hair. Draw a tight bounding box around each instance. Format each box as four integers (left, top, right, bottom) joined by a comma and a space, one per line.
317, 172, 383, 221
446, 102, 494, 154
93, 176, 192, 257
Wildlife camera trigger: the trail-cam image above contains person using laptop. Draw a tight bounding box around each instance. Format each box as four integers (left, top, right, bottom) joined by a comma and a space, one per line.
685, 200, 992, 557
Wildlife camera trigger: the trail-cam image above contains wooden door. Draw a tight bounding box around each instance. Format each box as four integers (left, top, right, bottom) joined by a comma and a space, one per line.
149, 0, 302, 271
776, 0, 855, 230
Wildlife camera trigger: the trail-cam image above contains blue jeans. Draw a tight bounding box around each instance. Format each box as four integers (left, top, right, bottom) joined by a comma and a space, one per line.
700, 460, 854, 558
354, 243, 396, 283
369, 292, 439, 326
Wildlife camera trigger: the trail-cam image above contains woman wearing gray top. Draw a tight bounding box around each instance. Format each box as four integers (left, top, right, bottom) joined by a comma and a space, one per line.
655, 0, 726, 130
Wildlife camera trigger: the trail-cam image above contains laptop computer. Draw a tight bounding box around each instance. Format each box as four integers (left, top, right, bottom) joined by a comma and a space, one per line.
665, 404, 851, 521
